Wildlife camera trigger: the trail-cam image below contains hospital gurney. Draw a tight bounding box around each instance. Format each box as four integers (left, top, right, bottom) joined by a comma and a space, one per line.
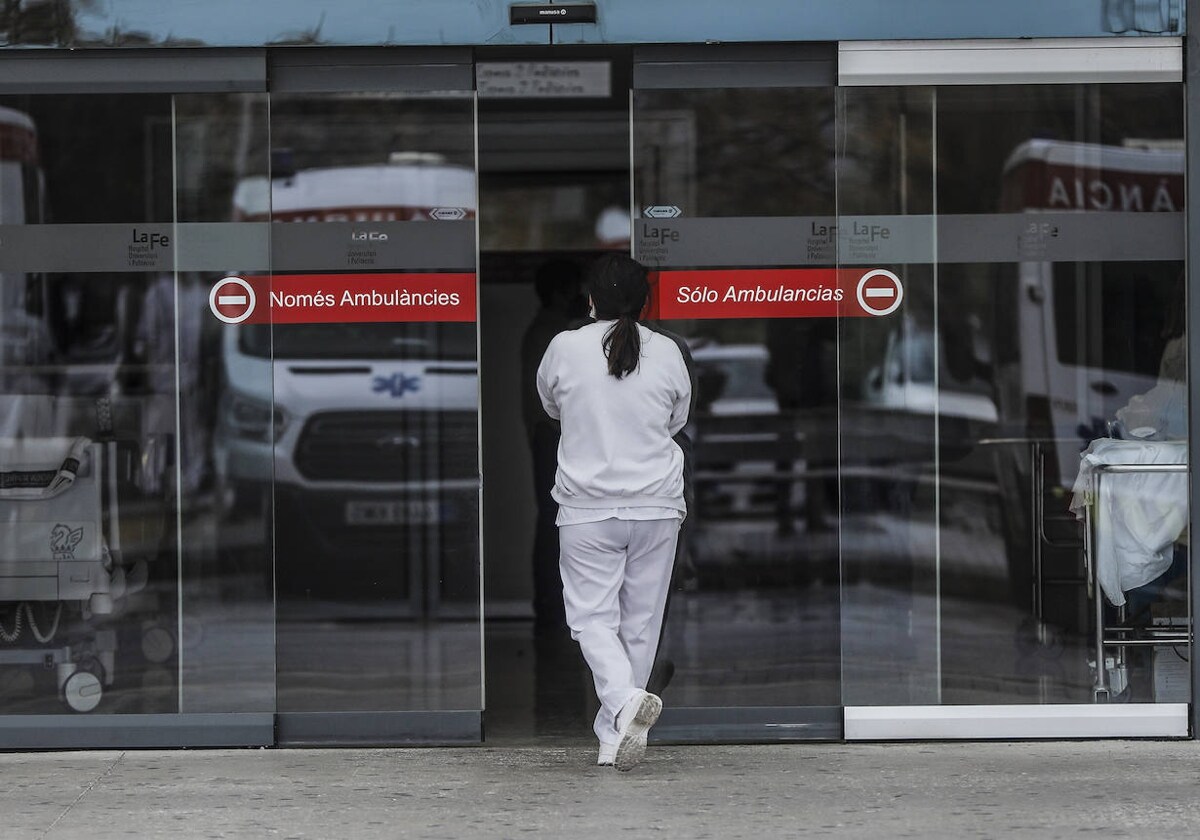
1072, 440, 1191, 701
0, 434, 150, 712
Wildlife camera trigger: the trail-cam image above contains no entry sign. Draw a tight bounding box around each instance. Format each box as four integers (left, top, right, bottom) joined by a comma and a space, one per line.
856, 269, 903, 316
647, 268, 905, 320
208, 276, 257, 324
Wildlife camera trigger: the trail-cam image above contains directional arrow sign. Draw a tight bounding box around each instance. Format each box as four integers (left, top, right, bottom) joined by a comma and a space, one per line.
643, 205, 682, 219
429, 207, 467, 221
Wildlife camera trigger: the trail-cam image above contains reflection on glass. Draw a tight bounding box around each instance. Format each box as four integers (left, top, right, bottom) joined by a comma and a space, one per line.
480, 180, 630, 251
0, 93, 273, 716
838, 83, 1188, 707
174, 93, 274, 714
265, 93, 481, 713
635, 87, 841, 709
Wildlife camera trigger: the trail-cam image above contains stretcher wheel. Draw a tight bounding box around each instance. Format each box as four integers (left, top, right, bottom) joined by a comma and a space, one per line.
141, 625, 175, 664
62, 670, 103, 713
76, 656, 107, 684
1015, 617, 1066, 659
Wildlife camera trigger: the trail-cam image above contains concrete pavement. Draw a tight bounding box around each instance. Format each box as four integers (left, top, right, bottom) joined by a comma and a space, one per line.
4, 741, 1200, 839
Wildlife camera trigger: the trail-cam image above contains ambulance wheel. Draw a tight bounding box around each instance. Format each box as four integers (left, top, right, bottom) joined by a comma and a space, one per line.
62, 670, 103, 713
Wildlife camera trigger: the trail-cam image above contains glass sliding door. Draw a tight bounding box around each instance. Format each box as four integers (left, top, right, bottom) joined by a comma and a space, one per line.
836, 40, 1189, 738
834, 85, 941, 708
632, 45, 842, 740
0, 55, 274, 747
265, 52, 483, 744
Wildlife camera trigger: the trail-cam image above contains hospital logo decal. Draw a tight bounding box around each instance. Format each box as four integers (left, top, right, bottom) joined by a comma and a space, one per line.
372, 373, 421, 398
50, 524, 84, 560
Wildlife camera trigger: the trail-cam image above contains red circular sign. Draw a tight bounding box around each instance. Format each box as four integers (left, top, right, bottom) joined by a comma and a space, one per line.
856, 269, 904, 317
209, 276, 256, 324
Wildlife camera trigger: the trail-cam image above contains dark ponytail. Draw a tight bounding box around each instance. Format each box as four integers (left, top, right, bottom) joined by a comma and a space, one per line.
585, 254, 649, 380
602, 315, 641, 379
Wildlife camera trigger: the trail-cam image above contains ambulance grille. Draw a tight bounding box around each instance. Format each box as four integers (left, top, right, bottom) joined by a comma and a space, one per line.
294, 411, 478, 482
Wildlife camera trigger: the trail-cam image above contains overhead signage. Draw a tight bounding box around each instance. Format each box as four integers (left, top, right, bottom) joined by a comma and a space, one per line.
476, 61, 610, 98
509, 3, 598, 24
647, 269, 904, 321
208, 274, 476, 325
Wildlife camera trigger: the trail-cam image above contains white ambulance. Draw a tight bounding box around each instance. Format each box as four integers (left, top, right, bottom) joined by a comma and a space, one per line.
992, 139, 1184, 487
217, 154, 479, 608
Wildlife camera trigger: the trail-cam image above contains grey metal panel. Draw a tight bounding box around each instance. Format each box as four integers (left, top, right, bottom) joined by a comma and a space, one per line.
0, 50, 266, 94
635, 217, 834, 267
1186, 0, 1199, 743
838, 38, 1183, 87
271, 221, 477, 272
633, 44, 835, 89
937, 213, 1184, 263
0, 224, 179, 273
277, 711, 481, 746
175, 223, 272, 272
634, 214, 1184, 269
0, 223, 271, 273
0, 714, 274, 750
649, 706, 842, 743
269, 48, 474, 92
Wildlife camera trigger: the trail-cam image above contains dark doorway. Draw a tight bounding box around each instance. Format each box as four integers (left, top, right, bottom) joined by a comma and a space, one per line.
477, 46, 632, 744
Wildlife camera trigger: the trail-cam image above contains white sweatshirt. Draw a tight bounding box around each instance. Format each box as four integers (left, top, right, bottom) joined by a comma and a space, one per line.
536, 320, 691, 514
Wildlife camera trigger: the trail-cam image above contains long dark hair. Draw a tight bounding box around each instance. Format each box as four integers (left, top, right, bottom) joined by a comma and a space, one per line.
586, 253, 649, 379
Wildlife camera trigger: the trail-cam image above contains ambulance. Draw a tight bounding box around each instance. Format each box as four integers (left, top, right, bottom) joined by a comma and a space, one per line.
218, 153, 479, 610
978, 138, 1184, 621
991, 138, 1184, 484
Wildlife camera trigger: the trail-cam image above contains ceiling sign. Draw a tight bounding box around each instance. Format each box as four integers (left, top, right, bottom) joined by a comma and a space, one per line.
477, 61, 610, 98
509, 4, 598, 24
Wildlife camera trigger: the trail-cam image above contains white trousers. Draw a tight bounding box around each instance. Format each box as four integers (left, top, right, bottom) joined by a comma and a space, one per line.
558, 518, 679, 744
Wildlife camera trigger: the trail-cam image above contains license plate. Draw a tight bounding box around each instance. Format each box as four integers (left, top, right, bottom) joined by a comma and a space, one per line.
345, 500, 440, 526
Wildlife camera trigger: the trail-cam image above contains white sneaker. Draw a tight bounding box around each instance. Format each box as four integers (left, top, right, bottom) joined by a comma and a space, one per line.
597, 743, 617, 766
614, 690, 662, 772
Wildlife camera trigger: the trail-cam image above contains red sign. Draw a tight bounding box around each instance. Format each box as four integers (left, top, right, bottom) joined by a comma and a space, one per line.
647, 268, 904, 320
209, 277, 257, 324
855, 269, 904, 316
1006, 161, 1183, 213
212, 273, 477, 324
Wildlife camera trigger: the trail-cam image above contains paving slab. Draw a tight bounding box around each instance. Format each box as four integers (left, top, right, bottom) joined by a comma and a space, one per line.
3, 741, 1200, 839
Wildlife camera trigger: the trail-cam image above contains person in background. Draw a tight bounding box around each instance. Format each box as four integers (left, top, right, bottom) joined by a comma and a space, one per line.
522, 259, 586, 631
537, 253, 692, 771
594, 205, 630, 251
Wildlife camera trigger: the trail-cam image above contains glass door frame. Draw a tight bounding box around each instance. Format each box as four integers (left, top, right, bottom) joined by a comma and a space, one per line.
1, 37, 1195, 748
835, 37, 1192, 740
265, 48, 484, 747
0, 49, 275, 750
631, 43, 844, 743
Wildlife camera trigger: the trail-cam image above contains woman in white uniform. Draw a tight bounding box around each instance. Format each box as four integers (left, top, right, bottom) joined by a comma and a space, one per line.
536, 253, 692, 771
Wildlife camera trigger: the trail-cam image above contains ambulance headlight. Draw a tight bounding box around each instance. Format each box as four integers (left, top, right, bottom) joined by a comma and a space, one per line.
225, 393, 287, 442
